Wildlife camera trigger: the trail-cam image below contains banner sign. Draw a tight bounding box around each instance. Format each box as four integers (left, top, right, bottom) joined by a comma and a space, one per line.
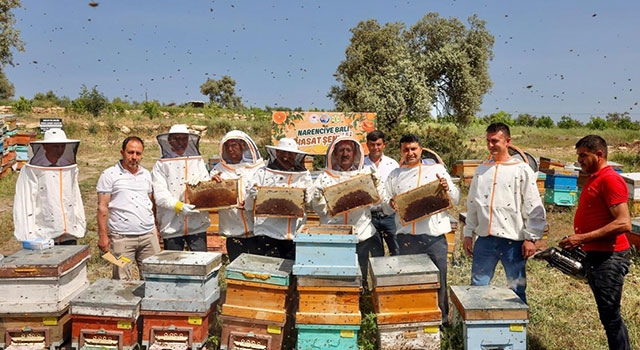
271, 111, 376, 155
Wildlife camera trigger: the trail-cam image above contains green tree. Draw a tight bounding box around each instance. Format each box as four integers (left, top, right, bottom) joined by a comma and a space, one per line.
73, 85, 109, 117
557, 115, 583, 129
514, 113, 537, 127
200, 75, 243, 109
481, 111, 513, 126
535, 115, 555, 128
585, 116, 607, 130
606, 112, 639, 130
0, 0, 25, 98
330, 13, 494, 129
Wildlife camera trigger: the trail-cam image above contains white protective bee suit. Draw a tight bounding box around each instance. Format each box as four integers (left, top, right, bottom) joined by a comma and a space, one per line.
13, 128, 86, 243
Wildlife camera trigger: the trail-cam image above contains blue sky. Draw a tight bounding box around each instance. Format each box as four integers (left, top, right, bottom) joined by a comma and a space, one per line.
6, 0, 639, 121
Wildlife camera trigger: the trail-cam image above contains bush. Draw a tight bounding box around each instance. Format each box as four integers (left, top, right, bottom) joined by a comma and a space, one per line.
73, 85, 109, 117
12, 96, 32, 115
535, 115, 555, 128
557, 115, 583, 129
141, 100, 160, 119
586, 116, 608, 130
514, 113, 537, 127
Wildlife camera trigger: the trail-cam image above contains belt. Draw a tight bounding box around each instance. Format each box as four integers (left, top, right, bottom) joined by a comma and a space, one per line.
371, 211, 388, 218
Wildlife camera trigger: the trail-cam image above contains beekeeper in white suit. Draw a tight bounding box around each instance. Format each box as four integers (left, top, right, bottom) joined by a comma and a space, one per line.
13, 128, 86, 244
152, 124, 211, 251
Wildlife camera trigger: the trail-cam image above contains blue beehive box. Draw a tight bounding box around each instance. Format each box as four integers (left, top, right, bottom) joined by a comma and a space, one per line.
293, 225, 359, 277
296, 324, 359, 350
544, 188, 578, 206
451, 285, 528, 350
225, 253, 293, 286
544, 173, 578, 191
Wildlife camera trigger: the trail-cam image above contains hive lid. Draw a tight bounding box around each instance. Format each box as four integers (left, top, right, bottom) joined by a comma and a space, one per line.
369, 254, 439, 287
0, 245, 90, 278
225, 253, 294, 286
450, 285, 529, 321
71, 278, 144, 309
622, 172, 640, 186
141, 251, 222, 276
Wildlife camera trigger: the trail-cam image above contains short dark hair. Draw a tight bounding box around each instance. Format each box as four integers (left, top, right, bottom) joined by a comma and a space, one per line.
575, 134, 608, 158
122, 136, 144, 151
366, 130, 386, 142
399, 133, 421, 146
486, 122, 511, 138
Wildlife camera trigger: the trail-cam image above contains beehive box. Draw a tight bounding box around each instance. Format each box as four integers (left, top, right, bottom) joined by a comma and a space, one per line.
187, 178, 239, 210
621, 173, 640, 200
378, 321, 440, 350
544, 173, 578, 191
629, 199, 640, 217
0, 245, 90, 314
539, 157, 565, 171
206, 211, 219, 234
0, 309, 71, 350
141, 305, 215, 350
70, 279, 145, 350
293, 226, 359, 277
254, 186, 306, 218
446, 214, 458, 257
394, 179, 452, 225
323, 174, 380, 217
296, 285, 361, 325
450, 285, 528, 350
222, 254, 294, 323
452, 160, 482, 179
219, 314, 288, 350
544, 188, 578, 207
141, 251, 221, 313
296, 324, 359, 350
369, 254, 441, 325
537, 172, 547, 195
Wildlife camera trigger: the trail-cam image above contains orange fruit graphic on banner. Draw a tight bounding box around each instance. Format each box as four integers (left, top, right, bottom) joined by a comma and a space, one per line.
272, 111, 287, 124
362, 120, 375, 132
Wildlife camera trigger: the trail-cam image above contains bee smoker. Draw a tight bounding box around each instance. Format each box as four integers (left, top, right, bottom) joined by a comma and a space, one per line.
533, 246, 587, 279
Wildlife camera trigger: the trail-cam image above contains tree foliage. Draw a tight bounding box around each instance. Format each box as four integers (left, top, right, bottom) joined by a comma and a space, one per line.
0, 0, 25, 98
535, 115, 555, 128
586, 116, 607, 130
329, 13, 494, 129
557, 115, 582, 129
73, 85, 109, 118
514, 113, 537, 127
200, 75, 243, 110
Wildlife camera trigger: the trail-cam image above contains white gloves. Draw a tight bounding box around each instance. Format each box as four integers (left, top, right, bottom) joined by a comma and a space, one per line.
175, 201, 200, 215
188, 174, 204, 186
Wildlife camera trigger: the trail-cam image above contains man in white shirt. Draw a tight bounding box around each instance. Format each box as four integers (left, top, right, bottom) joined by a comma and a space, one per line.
97, 136, 160, 280
363, 130, 399, 255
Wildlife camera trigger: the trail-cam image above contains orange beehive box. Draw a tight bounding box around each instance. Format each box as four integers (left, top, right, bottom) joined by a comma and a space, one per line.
219, 314, 289, 350
141, 306, 215, 350
206, 211, 219, 234
222, 279, 293, 323
71, 315, 142, 350
296, 285, 361, 325
0, 310, 71, 350
372, 284, 441, 325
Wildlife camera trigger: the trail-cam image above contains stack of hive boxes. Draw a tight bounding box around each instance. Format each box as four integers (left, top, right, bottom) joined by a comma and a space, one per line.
622, 173, 640, 249
69, 279, 144, 350
11, 131, 36, 171
0, 245, 90, 350
452, 160, 482, 186
629, 218, 640, 250
451, 285, 529, 350
1, 114, 17, 178
219, 254, 295, 350
140, 251, 222, 350
292, 224, 362, 349
369, 254, 442, 350
542, 168, 579, 207
446, 214, 457, 258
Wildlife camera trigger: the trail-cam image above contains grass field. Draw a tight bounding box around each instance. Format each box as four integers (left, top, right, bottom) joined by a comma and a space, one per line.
1, 112, 639, 349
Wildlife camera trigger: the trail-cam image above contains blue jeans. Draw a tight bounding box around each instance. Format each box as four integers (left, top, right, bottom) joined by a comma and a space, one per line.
397, 234, 449, 324
585, 250, 631, 350
372, 212, 398, 256
471, 236, 528, 303
163, 231, 207, 252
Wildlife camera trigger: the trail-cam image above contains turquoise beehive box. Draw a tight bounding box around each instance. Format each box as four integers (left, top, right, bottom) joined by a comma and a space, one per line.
293, 225, 359, 277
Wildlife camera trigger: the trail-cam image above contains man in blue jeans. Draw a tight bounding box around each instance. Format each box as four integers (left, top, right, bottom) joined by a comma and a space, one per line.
561, 135, 631, 350
363, 130, 399, 255
463, 122, 546, 303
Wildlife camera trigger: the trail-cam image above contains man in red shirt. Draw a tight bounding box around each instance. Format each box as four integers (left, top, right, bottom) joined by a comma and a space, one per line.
560, 135, 631, 350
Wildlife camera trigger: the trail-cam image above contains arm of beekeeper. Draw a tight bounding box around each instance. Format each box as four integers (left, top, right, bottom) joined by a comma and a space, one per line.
243, 168, 262, 212
437, 166, 460, 205
308, 173, 328, 216
12, 170, 37, 241
520, 166, 546, 241
381, 170, 397, 216
463, 173, 480, 256
72, 167, 87, 237
151, 161, 189, 213
97, 192, 111, 253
